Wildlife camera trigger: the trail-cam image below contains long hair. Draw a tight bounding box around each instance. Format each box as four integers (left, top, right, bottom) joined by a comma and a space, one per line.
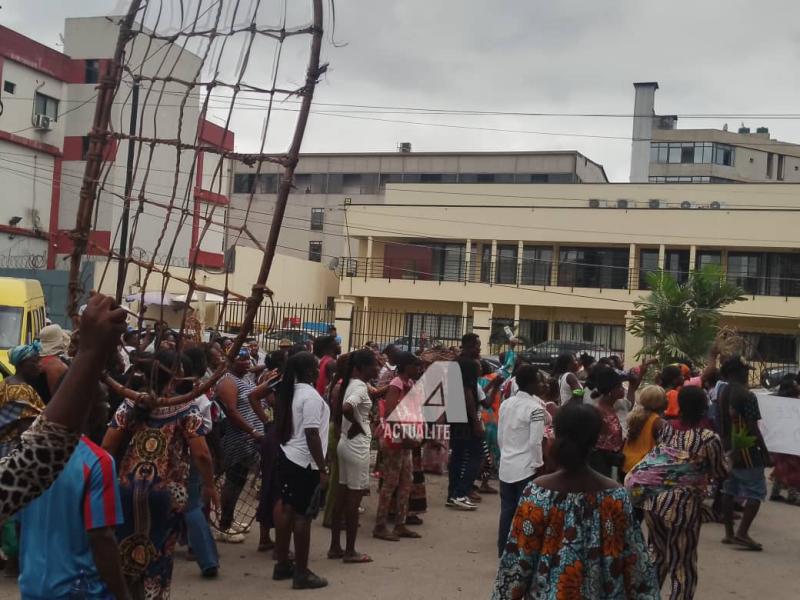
275, 351, 317, 445
337, 348, 376, 410
626, 385, 666, 443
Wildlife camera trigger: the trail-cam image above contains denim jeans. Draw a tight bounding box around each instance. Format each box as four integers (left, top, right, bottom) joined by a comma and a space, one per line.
184, 466, 219, 572
448, 437, 483, 500
497, 476, 534, 557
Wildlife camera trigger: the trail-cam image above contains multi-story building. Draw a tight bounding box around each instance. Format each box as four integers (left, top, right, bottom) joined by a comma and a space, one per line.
630, 81, 800, 184
337, 182, 800, 369
230, 149, 608, 264
0, 20, 232, 272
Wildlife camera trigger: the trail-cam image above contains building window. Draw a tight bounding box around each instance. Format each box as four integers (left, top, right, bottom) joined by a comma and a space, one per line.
405, 313, 463, 347
639, 249, 659, 290
3, 81, 15, 94
741, 332, 798, 365
308, 241, 322, 262
233, 173, 256, 193
766, 153, 774, 179
495, 245, 518, 284
81, 136, 91, 161
34, 92, 59, 120
778, 155, 785, 181
520, 246, 553, 285
665, 249, 690, 284
310, 208, 324, 231
696, 250, 721, 271
85, 59, 100, 84
650, 142, 734, 166
728, 252, 800, 297
558, 247, 629, 289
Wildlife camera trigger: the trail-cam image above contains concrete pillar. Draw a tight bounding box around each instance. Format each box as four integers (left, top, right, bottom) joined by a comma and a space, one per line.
628, 243, 637, 290
490, 240, 498, 285
630, 82, 658, 183
516, 240, 524, 286
366, 236, 373, 279
461, 301, 468, 336
334, 297, 355, 351
689, 245, 697, 272
471, 305, 493, 352
658, 244, 665, 270
513, 304, 520, 332
464, 238, 471, 283
551, 244, 560, 287
547, 319, 556, 341
624, 310, 643, 363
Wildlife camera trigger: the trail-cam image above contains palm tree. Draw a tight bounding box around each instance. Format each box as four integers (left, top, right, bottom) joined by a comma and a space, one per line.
627, 265, 745, 367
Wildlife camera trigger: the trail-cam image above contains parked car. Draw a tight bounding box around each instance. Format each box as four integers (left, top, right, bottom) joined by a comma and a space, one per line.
262, 328, 317, 351
390, 336, 461, 353
518, 340, 616, 370
760, 365, 799, 389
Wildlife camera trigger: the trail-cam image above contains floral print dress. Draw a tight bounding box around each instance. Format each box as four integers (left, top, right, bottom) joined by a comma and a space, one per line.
492, 483, 659, 600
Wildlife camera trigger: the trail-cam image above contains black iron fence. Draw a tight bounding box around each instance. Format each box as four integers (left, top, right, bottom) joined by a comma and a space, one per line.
222, 302, 334, 350
740, 331, 799, 387
350, 308, 469, 353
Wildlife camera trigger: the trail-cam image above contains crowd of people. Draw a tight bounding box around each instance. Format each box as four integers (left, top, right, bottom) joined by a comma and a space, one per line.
0, 299, 796, 599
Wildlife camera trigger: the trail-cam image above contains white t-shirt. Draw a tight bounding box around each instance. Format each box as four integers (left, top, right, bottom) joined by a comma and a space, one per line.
280, 383, 330, 470
559, 372, 581, 404
497, 391, 547, 484
340, 379, 372, 453
193, 393, 213, 432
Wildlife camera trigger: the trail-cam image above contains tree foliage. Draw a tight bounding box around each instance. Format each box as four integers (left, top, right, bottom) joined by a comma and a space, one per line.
627, 265, 745, 366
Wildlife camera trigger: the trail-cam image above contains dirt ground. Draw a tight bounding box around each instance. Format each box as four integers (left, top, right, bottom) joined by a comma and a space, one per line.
1, 473, 798, 599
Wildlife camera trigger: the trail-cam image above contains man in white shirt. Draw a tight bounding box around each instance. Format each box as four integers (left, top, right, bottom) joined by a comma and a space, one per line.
496, 364, 548, 557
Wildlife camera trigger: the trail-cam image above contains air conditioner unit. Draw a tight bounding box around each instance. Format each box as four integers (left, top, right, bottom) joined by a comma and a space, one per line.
709, 201, 726, 210
33, 114, 52, 130
588, 198, 607, 208
616, 199, 631, 209
679, 200, 694, 209
648, 199, 662, 209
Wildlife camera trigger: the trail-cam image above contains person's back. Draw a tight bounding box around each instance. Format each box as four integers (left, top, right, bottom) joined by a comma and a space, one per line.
497, 391, 546, 484
19, 437, 122, 599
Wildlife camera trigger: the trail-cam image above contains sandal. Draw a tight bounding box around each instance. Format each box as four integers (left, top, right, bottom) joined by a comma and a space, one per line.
394, 527, 421, 539
733, 536, 763, 551
343, 553, 373, 563
373, 529, 400, 542
405, 515, 424, 526
327, 549, 345, 559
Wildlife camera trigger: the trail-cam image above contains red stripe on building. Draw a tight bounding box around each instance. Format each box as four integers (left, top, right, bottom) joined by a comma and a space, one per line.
0, 25, 75, 81
54, 230, 111, 255
0, 130, 62, 156
192, 248, 225, 269
198, 119, 234, 151
63, 136, 118, 161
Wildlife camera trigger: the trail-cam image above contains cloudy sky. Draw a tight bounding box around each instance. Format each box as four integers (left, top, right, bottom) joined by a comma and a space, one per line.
5, 0, 800, 181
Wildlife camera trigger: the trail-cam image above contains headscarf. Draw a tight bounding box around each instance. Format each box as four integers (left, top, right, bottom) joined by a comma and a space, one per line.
9, 341, 42, 367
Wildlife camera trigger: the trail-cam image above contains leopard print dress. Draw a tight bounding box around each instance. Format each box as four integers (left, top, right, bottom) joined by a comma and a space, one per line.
0, 415, 80, 519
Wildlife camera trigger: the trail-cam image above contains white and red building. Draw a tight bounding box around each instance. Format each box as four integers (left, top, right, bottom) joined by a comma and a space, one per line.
0, 18, 232, 271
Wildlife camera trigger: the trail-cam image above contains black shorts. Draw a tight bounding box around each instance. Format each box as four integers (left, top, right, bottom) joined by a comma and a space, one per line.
277, 450, 321, 514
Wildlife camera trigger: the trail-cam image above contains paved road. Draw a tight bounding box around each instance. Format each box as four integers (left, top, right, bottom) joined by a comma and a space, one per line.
0, 474, 797, 599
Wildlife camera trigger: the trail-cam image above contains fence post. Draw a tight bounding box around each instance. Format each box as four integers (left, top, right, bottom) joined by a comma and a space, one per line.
623, 310, 642, 364
335, 297, 356, 352
472, 305, 493, 353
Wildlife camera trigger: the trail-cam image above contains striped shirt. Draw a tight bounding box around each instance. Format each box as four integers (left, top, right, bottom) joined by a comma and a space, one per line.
217, 373, 263, 466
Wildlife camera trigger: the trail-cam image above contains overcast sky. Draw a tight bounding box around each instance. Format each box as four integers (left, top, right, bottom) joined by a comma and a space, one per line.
5, 0, 800, 181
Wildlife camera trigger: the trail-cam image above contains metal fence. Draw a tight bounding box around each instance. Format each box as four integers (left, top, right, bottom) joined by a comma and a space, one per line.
739, 331, 799, 387
350, 308, 469, 353
491, 318, 625, 365
222, 302, 334, 350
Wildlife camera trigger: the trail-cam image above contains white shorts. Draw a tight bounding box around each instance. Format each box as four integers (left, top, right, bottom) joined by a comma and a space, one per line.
338, 437, 370, 491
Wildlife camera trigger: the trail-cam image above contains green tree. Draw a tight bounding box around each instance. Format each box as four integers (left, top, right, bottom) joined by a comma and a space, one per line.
627, 265, 745, 367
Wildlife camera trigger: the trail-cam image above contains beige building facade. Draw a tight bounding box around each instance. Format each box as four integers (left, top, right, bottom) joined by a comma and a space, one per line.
230, 150, 608, 266
631, 82, 800, 184
337, 183, 800, 367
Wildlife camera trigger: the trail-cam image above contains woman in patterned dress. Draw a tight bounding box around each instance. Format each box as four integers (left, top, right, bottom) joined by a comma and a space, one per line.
103, 350, 218, 599
625, 386, 729, 600
492, 403, 658, 600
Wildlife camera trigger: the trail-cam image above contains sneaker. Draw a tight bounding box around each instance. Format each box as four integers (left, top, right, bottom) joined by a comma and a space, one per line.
273, 561, 295, 581
452, 497, 478, 511
234, 520, 252, 533
445, 497, 457, 508
202, 566, 219, 579
214, 529, 246, 544
293, 570, 328, 589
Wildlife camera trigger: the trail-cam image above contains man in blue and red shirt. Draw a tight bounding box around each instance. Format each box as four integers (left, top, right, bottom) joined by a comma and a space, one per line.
18, 394, 127, 600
